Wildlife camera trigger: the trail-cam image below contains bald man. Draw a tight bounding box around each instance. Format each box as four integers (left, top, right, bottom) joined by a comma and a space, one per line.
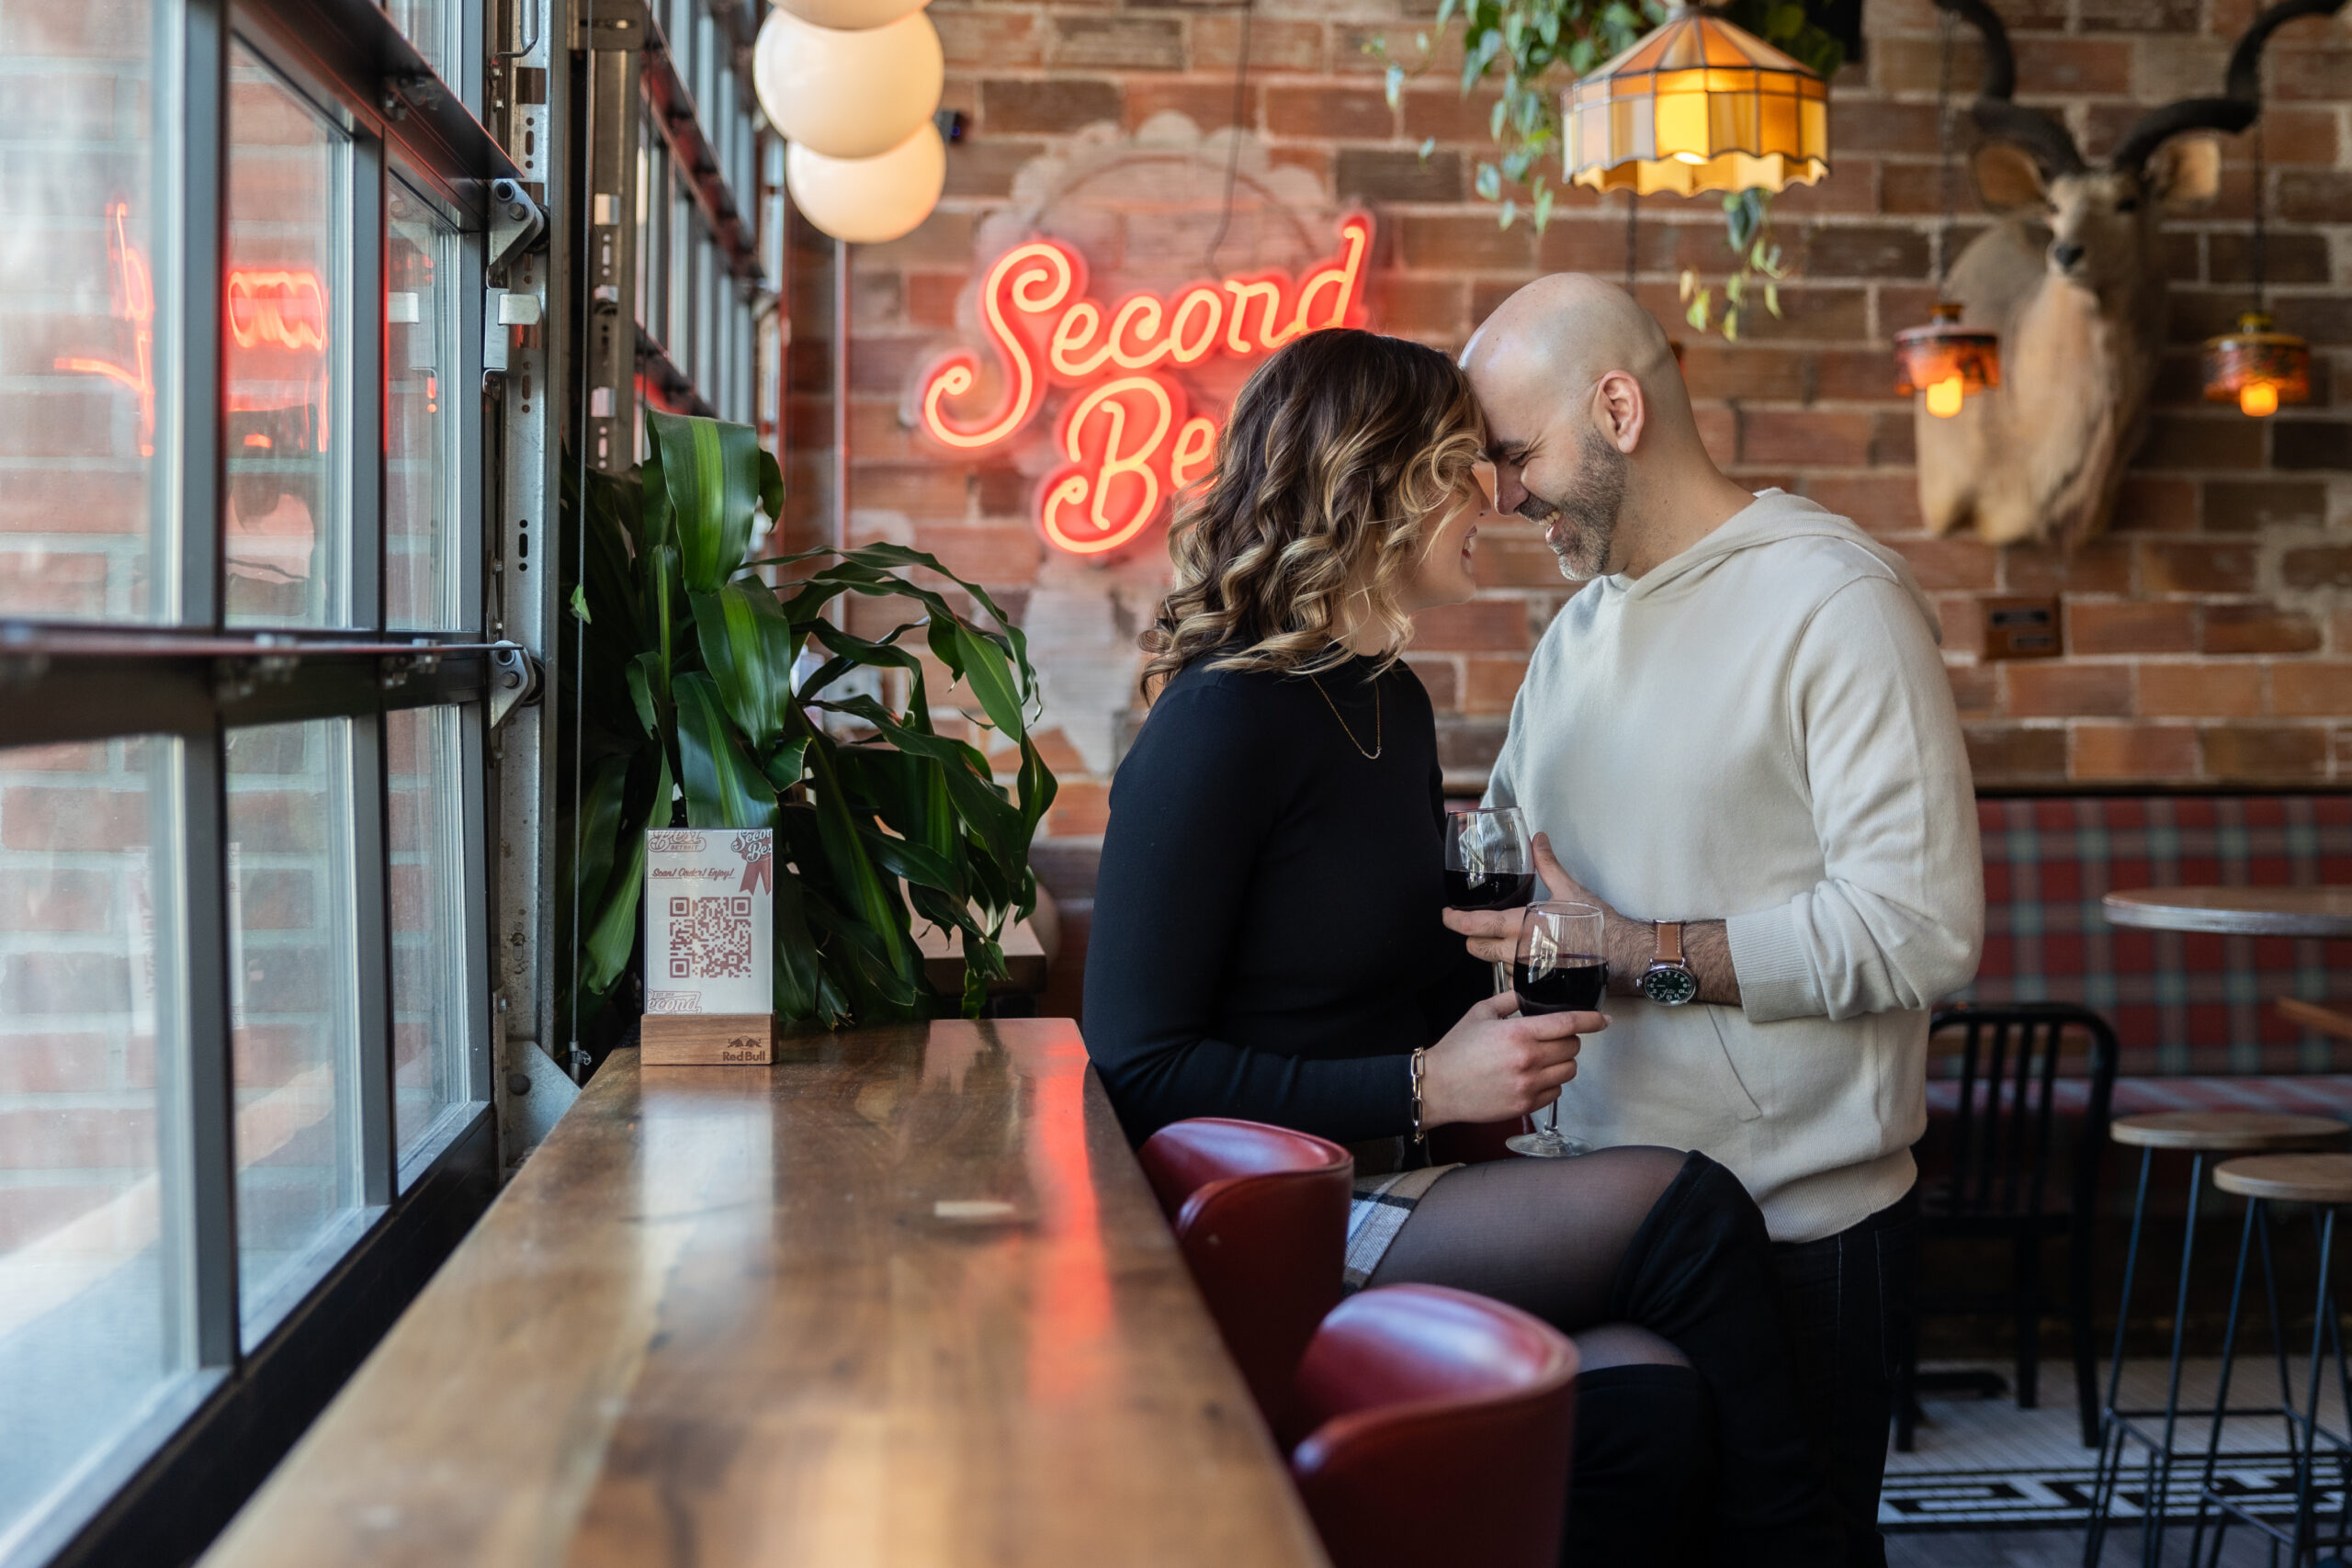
1444, 276, 1984, 1567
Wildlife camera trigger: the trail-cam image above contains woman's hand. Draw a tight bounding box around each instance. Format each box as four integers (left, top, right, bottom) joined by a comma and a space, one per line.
1419, 991, 1606, 1128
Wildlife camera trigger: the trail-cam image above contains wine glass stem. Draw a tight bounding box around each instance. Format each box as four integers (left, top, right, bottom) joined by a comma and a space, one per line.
1491, 958, 1510, 995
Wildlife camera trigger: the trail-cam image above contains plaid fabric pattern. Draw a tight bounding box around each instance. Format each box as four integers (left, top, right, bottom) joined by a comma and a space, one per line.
1342, 1165, 1456, 1292
1928, 1075, 2352, 1120
1960, 795, 2352, 1077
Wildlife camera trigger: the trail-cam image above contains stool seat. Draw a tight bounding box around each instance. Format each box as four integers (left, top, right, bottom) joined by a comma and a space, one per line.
2110, 1111, 2347, 1151
2214, 1154, 2352, 1203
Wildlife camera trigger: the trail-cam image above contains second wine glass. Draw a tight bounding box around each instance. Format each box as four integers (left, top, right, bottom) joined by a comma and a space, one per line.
1504, 900, 1606, 1159
1443, 806, 1532, 993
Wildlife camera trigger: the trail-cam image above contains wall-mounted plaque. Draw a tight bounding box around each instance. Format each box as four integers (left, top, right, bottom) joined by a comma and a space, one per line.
641, 828, 775, 1065
1980, 596, 2063, 660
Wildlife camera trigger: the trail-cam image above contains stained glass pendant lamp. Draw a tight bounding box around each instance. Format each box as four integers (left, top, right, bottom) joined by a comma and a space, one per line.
1894, 8, 1998, 418
1563, 5, 1830, 197
2200, 112, 2307, 419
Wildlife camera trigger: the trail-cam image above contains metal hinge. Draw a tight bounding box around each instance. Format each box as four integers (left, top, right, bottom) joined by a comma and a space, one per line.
488, 640, 544, 729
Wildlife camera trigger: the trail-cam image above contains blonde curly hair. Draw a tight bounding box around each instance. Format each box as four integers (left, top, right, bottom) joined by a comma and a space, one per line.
1139, 328, 1485, 698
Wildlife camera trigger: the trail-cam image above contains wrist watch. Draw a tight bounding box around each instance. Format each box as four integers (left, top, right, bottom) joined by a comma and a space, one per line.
1638, 921, 1700, 1006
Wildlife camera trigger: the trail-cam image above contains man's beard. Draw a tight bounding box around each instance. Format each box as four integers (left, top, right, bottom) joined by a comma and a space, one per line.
1518, 430, 1628, 581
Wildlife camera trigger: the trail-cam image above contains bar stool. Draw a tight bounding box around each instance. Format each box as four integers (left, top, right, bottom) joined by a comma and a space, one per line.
2086, 1111, 2347, 1568
2183, 1154, 2352, 1567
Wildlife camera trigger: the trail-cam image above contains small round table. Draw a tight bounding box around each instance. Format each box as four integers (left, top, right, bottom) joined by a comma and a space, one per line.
2102, 887, 2352, 940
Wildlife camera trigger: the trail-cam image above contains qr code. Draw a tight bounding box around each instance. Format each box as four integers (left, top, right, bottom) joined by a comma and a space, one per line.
669, 896, 753, 979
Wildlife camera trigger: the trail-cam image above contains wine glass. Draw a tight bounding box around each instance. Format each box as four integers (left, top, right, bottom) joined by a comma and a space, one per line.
1443, 807, 1533, 993
1504, 901, 1606, 1159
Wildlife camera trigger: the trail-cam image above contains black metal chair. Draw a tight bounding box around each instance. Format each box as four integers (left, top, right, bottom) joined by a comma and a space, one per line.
1894, 1001, 2120, 1451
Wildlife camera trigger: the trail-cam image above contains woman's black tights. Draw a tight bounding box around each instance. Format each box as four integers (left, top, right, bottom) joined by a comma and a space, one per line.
1363, 1146, 1841, 1568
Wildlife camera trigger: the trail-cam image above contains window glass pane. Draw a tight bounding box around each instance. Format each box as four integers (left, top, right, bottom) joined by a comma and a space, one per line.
226, 719, 359, 1342
0, 738, 187, 1540
385, 181, 461, 631
382, 0, 458, 87
226, 43, 351, 629
0, 1, 165, 622
387, 706, 469, 1169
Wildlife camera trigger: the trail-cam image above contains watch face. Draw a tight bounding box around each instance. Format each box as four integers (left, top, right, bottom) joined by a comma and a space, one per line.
1640, 965, 1700, 1006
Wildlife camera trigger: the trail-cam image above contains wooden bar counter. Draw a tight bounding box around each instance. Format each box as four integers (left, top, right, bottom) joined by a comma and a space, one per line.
200, 1020, 1329, 1568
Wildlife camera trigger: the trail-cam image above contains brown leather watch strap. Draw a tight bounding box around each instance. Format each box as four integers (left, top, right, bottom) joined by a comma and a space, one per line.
1654, 921, 1684, 965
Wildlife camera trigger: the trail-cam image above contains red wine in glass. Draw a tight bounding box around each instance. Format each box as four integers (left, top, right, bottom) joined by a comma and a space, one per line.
1513, 957, 1607, 1013
1443, 807, 1533, 992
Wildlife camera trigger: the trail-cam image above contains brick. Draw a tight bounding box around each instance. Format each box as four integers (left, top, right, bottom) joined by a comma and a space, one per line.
1371, 275, 1468, 337
0, 787, 148, 852
942, 139, 1045, 199
2204, 604, 2323, 655
2141, 541, 2258, 594
1436, 716, 1510, 774
2007, 662, 2134, 717
1803, 474, 1920, 532
1263, 84, 1393, 140
1675, 345, 1806, 403
0, 1032, 109, 1092
1936, 596, 1988, 658
1801, 225, 1931, 280
2273, 45, 2352, 100
2072, 724, 2200, 779
2204, 479, 2326, 532
2139, 663, 2266, 716
2081, 0, 2199, 29
1826, 100, 1942, 156
1402, 87, 1504, 145
2018, 39, 2134, 95
1892, 537, 1998, 592
0, 1106, 153, 1168
2274, 423, 2352, 472
910, 524, 1041, 585
1764, 158, 1880, 219
0, 868, 110, 931
2068, 600, 2197, 654
1736, 410, 1873, 468
2273, 298, 2352, 346
2283, 548, 2352, 591
1336, 147, 1463, 203
854, 464, 970, 518
2133, 415, 2265, 471
1964, 725, 2069, 783
1398, 213, 1536, 272
1811, 349, 1905, 404
1949, 663, 2001, 717
980, 79, 1121, 134
1405, 657, 1459, 711
1412, 597, 1529, 651
1870, 412, 1916, 468
1194, 16, 1322, 73
1049, 16, 1184, 70
1120, 79, 1258, 130
2272, 665, 2352, 716
934, 10, 1042, 69
2208, 231, 2330, 286
2111, 479, 2199, 534
1462, 655, 1526, 714
2275, 171, 2352, 225
2200, 725, 2329, 781
1470, 532, 1570, 589
0, 1187, 118, 1251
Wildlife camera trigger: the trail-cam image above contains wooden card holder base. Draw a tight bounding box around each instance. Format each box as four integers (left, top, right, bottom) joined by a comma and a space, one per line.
640, 1014, 775, 1066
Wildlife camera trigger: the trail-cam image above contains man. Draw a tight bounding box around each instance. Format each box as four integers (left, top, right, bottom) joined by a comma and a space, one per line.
1445, 274, 1984, 1566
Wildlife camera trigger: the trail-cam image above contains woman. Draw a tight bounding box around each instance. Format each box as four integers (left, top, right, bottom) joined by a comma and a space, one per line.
1083, 328, 1840, 1567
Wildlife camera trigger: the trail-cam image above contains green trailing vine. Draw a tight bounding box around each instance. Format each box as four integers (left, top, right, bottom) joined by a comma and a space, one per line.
1371, 0, 1845, 339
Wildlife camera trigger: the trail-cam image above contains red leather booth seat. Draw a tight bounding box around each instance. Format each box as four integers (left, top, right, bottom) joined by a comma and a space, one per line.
1137, 1117, 1353, 1432
1289, 1283, 1580, 1568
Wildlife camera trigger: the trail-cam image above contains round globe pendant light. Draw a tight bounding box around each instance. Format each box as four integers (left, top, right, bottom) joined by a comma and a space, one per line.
1563, 5, 1829, 197
2202, 310, 2309, 419
775, 0, 928, 30
786, 121, 946, 245
754, 6, 944, 161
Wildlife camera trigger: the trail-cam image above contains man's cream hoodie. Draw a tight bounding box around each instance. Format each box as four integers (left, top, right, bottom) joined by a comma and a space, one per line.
1487, 490, 1984, 1243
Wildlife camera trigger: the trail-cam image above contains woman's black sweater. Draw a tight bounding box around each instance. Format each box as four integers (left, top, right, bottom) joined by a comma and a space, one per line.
1084, 652, 1490, 1145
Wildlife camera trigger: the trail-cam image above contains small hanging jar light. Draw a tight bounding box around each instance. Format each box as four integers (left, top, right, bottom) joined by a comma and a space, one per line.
2200, 107, 2308, 419
1563, 5, 1829, 197
1894, 7, 1999, 418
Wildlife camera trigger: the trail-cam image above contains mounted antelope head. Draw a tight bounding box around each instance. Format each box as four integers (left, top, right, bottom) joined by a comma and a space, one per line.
1915, 0, 2342, 549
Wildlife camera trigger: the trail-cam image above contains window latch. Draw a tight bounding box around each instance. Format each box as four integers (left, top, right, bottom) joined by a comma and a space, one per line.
489, 640, 544, 729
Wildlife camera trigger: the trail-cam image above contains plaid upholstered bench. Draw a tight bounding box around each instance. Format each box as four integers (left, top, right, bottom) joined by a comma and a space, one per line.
1943, 794, 2352, 1122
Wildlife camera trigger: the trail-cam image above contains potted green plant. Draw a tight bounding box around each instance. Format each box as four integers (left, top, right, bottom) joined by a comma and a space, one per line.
564, 411, 1057, 1032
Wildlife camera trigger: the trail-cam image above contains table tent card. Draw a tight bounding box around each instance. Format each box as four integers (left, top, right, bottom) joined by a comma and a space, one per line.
640, 828, 775, 1064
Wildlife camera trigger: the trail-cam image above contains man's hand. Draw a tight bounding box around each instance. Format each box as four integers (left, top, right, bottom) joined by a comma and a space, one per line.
1441, 832, 1743, 1004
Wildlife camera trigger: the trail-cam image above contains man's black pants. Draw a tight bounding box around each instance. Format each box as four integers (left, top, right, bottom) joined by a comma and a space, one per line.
1770, 1188, 1918, 1568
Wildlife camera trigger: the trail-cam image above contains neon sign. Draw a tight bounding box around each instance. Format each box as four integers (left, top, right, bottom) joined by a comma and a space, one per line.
54, 202, 156, 457
917, 214, 1374, 556
227, 269, 329, 352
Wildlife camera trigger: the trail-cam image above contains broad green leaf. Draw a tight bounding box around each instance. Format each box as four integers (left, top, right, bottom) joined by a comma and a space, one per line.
758, 446, 784, 531
674, 672, 778, 829
639, 441, 673, 551
690, 579, 798, 750
650, 410, 763, 592
626, 653, 660, 738
763, 735, 810, 795
953, 624, 1025, 738
581, 750, 668, 998
772, 850, 821, 1020
857, 824, 958, 892
801, 734, 912, 985
573, 753, 632, 931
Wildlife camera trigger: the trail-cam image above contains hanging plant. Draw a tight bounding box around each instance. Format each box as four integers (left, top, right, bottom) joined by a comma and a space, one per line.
560, 411, 1057, 1033
1371, 0, 1844, 340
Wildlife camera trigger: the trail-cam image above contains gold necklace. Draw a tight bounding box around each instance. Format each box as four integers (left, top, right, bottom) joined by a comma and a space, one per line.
1306, 671, 1383, 760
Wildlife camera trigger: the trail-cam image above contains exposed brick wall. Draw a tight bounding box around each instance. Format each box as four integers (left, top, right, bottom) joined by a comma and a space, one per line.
794, 0, 2352, 825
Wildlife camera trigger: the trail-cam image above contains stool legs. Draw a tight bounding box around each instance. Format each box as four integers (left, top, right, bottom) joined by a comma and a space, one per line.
2086, 1147, 2158, 1568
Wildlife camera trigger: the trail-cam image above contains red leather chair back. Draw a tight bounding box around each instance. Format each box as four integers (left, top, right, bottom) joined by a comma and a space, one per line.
1288, 1284, 1579, 1568
1137, 1119, 1353, 1430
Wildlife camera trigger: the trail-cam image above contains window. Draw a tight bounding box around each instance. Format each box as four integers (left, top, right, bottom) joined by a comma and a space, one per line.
0, 0, 499, 1554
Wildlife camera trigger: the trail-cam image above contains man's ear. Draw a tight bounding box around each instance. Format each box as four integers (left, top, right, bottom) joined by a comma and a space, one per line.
1593, 370, 1645, 454
1972, 143, 2048, 213
2147, 136, 2221, 213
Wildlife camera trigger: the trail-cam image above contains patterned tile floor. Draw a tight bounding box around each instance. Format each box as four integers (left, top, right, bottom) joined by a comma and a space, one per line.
1884, 1357, 2352, 1562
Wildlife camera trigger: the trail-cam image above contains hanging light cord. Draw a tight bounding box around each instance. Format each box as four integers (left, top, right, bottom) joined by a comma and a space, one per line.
1623, 190, 1638, 292
2250, 108, 2267, 315
1932, 5, 1957, 294
1203, 0, 1255, 274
